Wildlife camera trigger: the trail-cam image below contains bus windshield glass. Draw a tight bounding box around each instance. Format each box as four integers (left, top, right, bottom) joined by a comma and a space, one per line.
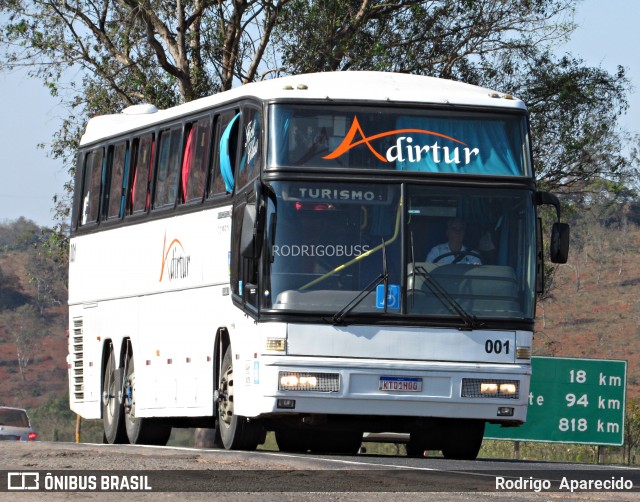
268, 104, 530, 176
263, 182, 536, 321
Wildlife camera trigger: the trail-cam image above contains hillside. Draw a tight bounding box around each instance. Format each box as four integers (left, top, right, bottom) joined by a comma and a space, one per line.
0, 218, 639, 415
535, 222, 640, 398
0, 246, 68, 410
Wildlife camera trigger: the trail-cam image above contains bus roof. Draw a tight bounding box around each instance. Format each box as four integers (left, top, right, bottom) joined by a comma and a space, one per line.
80, 71, 526, 146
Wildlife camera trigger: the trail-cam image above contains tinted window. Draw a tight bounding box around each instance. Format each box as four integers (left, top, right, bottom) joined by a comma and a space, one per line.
182, 118, 212, 203
209, 110, 240, 196
130, 134, 154, 214
236, 107, 262, 189
269, 104, 529, 176
0, 408, 29, 427
79, 148, 103, 226
106, 141, 128, 220
154, 127, 182, 208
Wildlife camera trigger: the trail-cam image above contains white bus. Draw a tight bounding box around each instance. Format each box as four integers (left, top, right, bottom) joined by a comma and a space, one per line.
67, 71, 568, 459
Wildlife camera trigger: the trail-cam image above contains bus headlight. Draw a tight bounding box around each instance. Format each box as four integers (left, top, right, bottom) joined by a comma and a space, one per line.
480, 383, 498, 394
278, 372, 340, 392
462, 379, 519, 399
499, 383, 517, 395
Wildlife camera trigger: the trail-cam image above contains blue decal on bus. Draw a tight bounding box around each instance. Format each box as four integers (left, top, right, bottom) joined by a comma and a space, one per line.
376, 284, 400, 310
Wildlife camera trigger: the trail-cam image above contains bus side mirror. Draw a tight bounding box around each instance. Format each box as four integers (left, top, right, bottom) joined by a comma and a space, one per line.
550, 222, 569, 264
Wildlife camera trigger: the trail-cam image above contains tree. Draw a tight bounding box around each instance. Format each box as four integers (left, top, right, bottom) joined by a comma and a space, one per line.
490, 50, 636, 193
274, 2, 637, 194
274, 0, 574, 77
3, 304, 48, 381
0, 217, 40, 251
1, 0, 291, 223
26, 234, 68, 312
2, 1, 635, 204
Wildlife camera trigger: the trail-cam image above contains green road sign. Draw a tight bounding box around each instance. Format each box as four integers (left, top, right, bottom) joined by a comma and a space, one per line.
486, 356, 627, 446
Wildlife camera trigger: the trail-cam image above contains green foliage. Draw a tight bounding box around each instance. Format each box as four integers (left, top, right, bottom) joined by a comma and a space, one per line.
29, 393, 102, 443
3, 303, 48, 381
625, 399, 640, 464
0, 217, 40, 252
0, 267, 30, 310
1, 1, 637, 238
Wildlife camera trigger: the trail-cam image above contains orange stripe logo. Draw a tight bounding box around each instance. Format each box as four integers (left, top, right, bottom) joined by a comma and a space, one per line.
159, 231, 191, 282
323, 116, 478, 165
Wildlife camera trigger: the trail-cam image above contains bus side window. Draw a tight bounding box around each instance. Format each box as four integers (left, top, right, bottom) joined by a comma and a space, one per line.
130, 133, 155, 214
210, 109, 240, 195
181, 117, 212, 204
236, 107, 262, 189
106, 141, 128, 220
154, 127, 182, 209
79, 147, 104, 226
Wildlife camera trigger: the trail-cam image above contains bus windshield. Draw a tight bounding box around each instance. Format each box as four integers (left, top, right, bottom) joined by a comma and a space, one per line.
263, 181, 536, 321
268, 104, 531, 176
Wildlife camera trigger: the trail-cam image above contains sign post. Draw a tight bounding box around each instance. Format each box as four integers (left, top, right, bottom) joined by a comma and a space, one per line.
486, 357, 627, 446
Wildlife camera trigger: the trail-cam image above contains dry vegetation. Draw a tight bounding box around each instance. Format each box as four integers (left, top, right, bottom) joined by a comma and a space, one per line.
1, 215, 639, 453
535, 218, 640, 398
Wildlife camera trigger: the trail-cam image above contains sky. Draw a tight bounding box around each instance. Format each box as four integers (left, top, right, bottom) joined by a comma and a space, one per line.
0, 0, 638, 229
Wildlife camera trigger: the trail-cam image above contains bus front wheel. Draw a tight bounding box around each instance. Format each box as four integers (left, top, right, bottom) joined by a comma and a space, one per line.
217, 346, 264, 450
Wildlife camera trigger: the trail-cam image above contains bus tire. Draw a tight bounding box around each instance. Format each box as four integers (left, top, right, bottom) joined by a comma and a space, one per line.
441, 420, 485, 460
102, 347, 127, 444
123, 349, 172, 446
217, 346, 264, 450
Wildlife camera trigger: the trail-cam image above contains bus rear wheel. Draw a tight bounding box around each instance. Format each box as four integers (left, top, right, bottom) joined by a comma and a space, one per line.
123, 349, 172, 446
216, 346, 264, 450
102, 347, 127, 444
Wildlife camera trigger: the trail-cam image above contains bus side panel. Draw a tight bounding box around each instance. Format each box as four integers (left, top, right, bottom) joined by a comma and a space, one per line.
68, 207, 233, 420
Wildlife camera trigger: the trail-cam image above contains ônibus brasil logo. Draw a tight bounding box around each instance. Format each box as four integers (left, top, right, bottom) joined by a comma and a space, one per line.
159, 232, 191, 282
323, 116, 480, 165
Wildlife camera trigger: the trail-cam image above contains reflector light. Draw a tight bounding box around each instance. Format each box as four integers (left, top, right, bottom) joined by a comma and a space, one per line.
266, 338, 286, 351
516, 346, 531, 359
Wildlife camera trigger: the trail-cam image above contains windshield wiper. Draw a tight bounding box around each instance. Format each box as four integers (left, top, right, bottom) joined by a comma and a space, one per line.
331, 238, 389, 325
330, 273, 385, 325
410, 232, 482, 330
413, 265, 483, 329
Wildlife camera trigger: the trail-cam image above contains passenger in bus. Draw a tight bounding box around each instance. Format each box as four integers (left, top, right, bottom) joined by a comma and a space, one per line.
426, 218, 482, 265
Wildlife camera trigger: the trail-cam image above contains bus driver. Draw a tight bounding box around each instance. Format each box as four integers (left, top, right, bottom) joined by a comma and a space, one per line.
426, 218, 482, 265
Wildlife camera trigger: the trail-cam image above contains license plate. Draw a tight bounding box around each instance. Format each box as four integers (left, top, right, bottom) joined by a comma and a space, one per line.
379, 376, 422, 392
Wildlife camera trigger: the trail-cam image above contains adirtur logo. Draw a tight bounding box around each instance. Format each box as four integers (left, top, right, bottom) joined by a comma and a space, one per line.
323, 116, 480, 165
159, 232, 191, 282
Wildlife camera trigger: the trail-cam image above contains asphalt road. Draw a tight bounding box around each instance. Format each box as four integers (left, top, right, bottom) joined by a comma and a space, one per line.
1, 441, 639, 501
